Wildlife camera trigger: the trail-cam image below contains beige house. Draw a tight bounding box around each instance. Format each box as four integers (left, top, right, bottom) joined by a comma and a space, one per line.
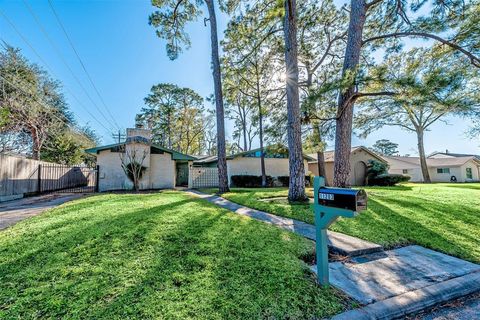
86, 128, 195, 191
193, 146, 315, 187
384, 152, 480, 182
307, 146, 387, 186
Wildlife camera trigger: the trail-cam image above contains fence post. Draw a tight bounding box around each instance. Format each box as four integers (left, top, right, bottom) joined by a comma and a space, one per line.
95, 165, 100, 192
37, 164, 42, 194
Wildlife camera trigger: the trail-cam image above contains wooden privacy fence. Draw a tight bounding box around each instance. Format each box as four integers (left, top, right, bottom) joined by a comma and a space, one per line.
189, 167, 219, 188
0, 154, 97, 201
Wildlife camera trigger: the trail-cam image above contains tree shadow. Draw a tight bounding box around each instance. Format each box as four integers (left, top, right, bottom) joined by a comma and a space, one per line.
0, 193, 347, 319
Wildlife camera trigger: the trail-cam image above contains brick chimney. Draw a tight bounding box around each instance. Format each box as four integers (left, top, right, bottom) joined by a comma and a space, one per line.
126, 128, 152, 143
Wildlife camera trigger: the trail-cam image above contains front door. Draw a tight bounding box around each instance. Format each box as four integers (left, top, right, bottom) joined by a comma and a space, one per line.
354, 161, 367, 186
176, 162, 189, 186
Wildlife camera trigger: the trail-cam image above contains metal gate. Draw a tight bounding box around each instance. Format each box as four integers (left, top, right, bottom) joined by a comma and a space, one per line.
189, 167, 219, 188
39, 164, 98, 193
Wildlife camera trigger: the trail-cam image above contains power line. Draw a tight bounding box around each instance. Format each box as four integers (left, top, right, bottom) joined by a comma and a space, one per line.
0, 7, 117, 135
20, 0, 116, 135
0, 74, 76, 129
47, 0, 121, 131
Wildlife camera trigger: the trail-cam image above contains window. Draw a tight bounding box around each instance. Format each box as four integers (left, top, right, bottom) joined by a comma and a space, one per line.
466, 168, 473, 179
436, 168, 450, 174
402, 169, 408, 174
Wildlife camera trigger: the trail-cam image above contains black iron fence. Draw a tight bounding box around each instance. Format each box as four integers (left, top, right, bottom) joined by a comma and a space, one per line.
39, 164, 98, 193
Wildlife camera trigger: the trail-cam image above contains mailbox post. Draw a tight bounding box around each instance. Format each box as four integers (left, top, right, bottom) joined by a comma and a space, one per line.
313, 176, 367, 286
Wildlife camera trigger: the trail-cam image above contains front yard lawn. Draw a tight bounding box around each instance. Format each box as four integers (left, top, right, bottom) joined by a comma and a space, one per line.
0, 191, 349, 319
201, 183, 480, 264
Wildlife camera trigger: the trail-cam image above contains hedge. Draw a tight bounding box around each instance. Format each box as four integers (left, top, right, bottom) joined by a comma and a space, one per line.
277, 176, 312, 187
230, 175, 273, 187
367, 173, 410, 186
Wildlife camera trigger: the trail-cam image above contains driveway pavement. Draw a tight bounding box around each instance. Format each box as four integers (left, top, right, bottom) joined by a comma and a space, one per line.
0, 193, 85, 230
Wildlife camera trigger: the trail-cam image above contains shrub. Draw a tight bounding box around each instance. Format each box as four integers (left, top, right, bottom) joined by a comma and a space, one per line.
368, 173, 410, 186
367, 159, 389, 180
276, 176, 312, 187
230, 175, 273, 187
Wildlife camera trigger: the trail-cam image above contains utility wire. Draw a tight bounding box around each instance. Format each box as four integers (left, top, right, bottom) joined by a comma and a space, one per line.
47, 0, 121, 131
0, 7, 116, 135
0, 74, 77, 129
20, 0, 116, 135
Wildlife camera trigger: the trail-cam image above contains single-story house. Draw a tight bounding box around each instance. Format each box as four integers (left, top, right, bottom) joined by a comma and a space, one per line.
86, 128, 196, 191
193, 146, 315, 187
383, 153, 480, 182
307, 146, 387, 186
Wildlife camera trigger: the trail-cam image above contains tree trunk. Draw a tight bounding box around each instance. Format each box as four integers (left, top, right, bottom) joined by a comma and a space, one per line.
242, 109, 248, 151
256, 91, 267, 188
314, 125, 327, 182
333, 0, 367, 187
283, 0, 306, 201
416, 128, 431, 183
30, 127, 41, 160
205, 0, 229, 193
317, 151, 326, 177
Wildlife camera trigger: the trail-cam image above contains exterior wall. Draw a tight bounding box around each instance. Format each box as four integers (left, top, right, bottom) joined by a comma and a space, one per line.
428, 167, 462, 183
389, 167, 424, 182
308, 162, 335, 185
309, 149, 384, 185
96, 146, 175, 191
149, 153, 175, 189
460, 161, 480, 182
226, 157, 309, 185
97, 149, 130, 191
348, 149, 379, 186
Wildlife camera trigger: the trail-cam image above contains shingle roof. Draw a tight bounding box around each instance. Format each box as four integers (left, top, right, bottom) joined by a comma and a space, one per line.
428, 152, 480, 160
383, 155, 480, 168
193, 145, 315, 164
85, 142, 196, 161
307, 146, 386, 163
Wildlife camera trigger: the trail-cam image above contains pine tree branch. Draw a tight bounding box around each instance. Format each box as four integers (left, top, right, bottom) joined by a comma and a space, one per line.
363, 32, 480, 67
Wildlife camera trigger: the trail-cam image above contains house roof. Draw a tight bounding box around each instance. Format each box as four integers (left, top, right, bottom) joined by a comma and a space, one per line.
193, 145, 316, 164
307, 146, 387, 164
428, 152, 480, 160
383, 155, 480, 168
85, 142, 197, 161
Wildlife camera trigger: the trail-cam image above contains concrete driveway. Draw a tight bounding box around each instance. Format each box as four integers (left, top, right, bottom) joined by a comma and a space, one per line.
0, 193, 86, 230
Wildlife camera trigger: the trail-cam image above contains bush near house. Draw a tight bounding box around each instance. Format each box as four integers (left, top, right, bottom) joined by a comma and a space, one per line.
230, 175, 313, 187
368, 173, 410, 186
230, 175, 273, 187
366, 159, 409, 186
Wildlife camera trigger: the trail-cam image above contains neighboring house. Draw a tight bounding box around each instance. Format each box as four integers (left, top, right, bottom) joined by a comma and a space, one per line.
193, 146, 315, 187
383, 153, 480, 182
307, 146, 387, 186
85, 128, 196, 191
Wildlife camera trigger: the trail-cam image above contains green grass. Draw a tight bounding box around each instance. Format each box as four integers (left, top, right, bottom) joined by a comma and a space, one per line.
0, 191, 349, 319
201, 183, 480, 263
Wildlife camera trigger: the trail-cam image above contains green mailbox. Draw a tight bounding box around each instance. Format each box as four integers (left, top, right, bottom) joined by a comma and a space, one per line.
313, 176, 367, 286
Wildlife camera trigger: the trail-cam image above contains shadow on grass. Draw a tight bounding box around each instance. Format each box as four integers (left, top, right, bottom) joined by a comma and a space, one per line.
0, 193, 347, 319
333, 197, 478, 263
444, 184, 480, 191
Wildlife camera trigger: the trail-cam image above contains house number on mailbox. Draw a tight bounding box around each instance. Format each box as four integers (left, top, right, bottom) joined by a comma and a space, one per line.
319, 193, 334, 201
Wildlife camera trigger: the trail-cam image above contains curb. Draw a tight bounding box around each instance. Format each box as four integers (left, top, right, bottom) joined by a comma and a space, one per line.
331, 271, 480, 320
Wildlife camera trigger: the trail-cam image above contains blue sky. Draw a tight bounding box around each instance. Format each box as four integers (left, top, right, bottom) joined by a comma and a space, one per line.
0, 0, 478, 155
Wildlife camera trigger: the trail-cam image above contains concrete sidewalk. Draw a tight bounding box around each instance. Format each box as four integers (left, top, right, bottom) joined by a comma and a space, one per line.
184, 189, 382, 257
0, 193, 85, 230
185, 189, 480, 319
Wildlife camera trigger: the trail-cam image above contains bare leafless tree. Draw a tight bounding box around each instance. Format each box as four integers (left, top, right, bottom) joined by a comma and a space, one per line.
119, 143, 149, 192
